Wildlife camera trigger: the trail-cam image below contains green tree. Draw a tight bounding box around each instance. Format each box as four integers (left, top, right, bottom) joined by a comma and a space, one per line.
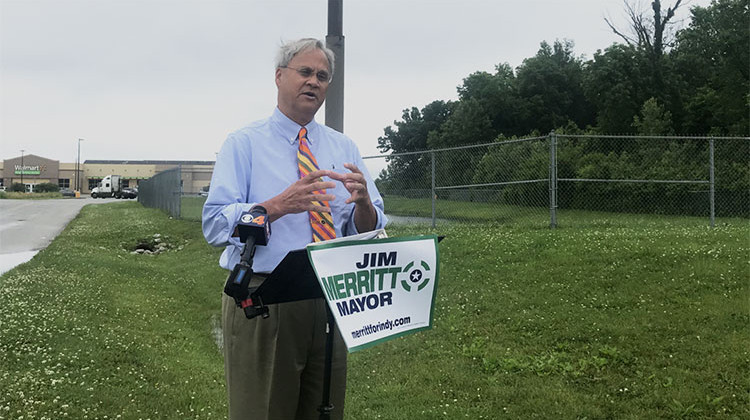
376, 101, 453, 192
632, 97, 675, 135
427, 98, 493, 149
34, 182, 60, 193
472, 136, 549, 206
601, 1, 691, 129
673, 0, 749, 135
583, 44, 653, 133
672, 0, 750, 216
426, 98, 494, 187
377, 100, 453, 155
457, 63, 521, 136
515, 40, 594, 134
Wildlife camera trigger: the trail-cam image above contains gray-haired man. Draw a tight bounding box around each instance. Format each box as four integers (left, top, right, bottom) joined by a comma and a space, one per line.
203, 38, 388, 419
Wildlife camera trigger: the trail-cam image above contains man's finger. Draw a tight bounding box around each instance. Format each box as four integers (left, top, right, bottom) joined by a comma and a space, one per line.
306, 181, 336, 192
308, 193, 336, 202
309, 203, 333, 213
343, 163, 362, 174
326, 171, 346, 182
303, 169, 332, 181
344, 180, 366, 191
328, 171, 364, 185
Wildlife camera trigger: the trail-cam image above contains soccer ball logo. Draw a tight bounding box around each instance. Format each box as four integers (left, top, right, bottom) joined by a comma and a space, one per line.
401, 260, 431, 292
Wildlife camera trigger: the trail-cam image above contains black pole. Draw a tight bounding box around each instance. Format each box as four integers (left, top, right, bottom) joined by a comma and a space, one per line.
325, 0, 344, 133
327, 0, 342, 34
317, 3, 343, 417
317, 305, 335, 419
20, 150, 24, 190
77, 139, 80, 191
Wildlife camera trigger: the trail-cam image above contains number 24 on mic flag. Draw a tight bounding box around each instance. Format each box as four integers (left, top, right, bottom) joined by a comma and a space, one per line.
307, 234, 440, 352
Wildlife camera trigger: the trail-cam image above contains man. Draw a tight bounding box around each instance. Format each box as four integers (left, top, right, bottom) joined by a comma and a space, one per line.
202, 38, 387, 420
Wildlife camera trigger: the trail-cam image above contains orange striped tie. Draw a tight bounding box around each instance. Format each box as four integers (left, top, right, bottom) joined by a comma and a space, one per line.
297, 127, 336, 242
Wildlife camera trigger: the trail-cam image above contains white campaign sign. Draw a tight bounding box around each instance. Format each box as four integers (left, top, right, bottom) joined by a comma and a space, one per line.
307, 235, 439, 352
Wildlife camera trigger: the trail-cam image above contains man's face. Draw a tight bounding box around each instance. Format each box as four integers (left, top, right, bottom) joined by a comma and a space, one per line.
276, 48, 330, 126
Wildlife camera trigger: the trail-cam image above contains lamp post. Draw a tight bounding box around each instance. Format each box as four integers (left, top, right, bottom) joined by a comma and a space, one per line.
76, 138, 84, 191
20, 149, 25, 191
325, 0, 344, 133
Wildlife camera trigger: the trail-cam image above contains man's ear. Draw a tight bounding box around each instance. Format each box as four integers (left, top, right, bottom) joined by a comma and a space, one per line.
275, 68, 283, 87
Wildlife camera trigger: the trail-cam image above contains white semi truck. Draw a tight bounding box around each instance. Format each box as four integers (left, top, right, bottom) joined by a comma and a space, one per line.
90, 174, 123, 198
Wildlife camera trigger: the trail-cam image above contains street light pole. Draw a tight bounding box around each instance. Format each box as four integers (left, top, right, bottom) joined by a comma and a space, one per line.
325, 0, 344, 133
20, 149, 25, 191
77, 138, 84, 191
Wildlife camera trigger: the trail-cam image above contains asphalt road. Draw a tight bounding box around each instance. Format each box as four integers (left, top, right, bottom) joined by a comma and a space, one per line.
0, 196, 118, 275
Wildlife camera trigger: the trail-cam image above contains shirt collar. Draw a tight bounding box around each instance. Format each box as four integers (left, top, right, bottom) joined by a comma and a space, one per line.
271, 107, 320, 145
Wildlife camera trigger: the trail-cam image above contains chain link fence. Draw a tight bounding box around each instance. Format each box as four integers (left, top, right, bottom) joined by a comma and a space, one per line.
554, 135, 748, 225
370, 134, 749, 227
368, 136, 552, 227
138, 165, 210, 221
138, 166, 181, 218
139, 135, 749, 227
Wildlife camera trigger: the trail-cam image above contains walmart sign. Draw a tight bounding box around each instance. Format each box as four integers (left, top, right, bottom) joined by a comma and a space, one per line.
14, 165, 41, 175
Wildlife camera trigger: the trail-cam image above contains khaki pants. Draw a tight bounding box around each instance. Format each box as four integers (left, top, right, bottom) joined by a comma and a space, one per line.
222, 287, 347, 420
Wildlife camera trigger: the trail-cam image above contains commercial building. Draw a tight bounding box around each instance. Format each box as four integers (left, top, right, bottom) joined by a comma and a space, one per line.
0, 154, 214, 194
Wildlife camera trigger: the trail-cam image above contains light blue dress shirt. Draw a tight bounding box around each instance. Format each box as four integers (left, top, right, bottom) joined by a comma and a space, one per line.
202, 107, 388, 273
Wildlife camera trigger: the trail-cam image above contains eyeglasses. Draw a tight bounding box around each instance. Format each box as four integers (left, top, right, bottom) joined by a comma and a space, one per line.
281, 65, 332, 83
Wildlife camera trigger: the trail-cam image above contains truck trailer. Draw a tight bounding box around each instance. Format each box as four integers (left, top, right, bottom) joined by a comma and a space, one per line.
90, 174, 123, 198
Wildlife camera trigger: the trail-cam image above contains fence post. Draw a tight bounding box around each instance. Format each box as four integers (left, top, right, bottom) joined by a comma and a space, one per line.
709, 137, 715, 228
431, 151, 436, 228
549, 131, 557, 228
177, 164, 182, 219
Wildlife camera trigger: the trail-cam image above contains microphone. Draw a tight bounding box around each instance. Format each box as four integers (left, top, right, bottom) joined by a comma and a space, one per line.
224, 206, 271, 318
237, 207, 271, 247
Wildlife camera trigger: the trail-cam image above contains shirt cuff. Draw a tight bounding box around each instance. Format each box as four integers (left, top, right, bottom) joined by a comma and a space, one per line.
343, 204, 387, 236
221, 202, 257, 247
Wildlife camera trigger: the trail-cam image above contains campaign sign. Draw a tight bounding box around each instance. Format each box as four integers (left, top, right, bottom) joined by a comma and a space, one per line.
307, 235, 439, 352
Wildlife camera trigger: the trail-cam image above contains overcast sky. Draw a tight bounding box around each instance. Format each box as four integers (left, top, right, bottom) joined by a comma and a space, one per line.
1, 0, 709, 175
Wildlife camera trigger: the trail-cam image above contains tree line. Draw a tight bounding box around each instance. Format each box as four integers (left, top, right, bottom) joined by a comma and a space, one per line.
375, 0, 748, 217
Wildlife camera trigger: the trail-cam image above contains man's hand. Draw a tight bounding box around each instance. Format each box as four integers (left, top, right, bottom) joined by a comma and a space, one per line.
327, 163, 370, 206
328, 163, 377, 232
261, 169, 336, 222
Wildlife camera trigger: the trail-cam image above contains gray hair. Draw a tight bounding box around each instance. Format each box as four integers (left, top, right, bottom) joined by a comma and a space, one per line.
275, 38, 335, 76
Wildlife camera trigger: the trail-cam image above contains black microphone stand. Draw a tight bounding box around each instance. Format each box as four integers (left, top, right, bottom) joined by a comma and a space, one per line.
237, 236, 270, 319
318, 305, 335, 419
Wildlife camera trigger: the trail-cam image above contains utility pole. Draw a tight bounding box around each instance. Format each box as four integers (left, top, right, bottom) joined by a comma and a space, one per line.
20, 149, 25, 190
77, 138, 84, 191
325, 0, 344, 133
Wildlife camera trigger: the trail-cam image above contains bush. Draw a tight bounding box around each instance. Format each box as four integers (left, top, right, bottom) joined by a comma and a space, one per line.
10, 183, 25, 192
34, 182, 60, 193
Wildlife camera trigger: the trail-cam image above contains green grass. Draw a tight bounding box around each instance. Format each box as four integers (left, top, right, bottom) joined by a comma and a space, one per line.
1, 202, 747, 418
384, 195, 740, 229
385, 194, 555, 223
181, 196, 207, 221
346, 221, 749, 419
0, 191, 66, 199
0, 202, 227, 418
